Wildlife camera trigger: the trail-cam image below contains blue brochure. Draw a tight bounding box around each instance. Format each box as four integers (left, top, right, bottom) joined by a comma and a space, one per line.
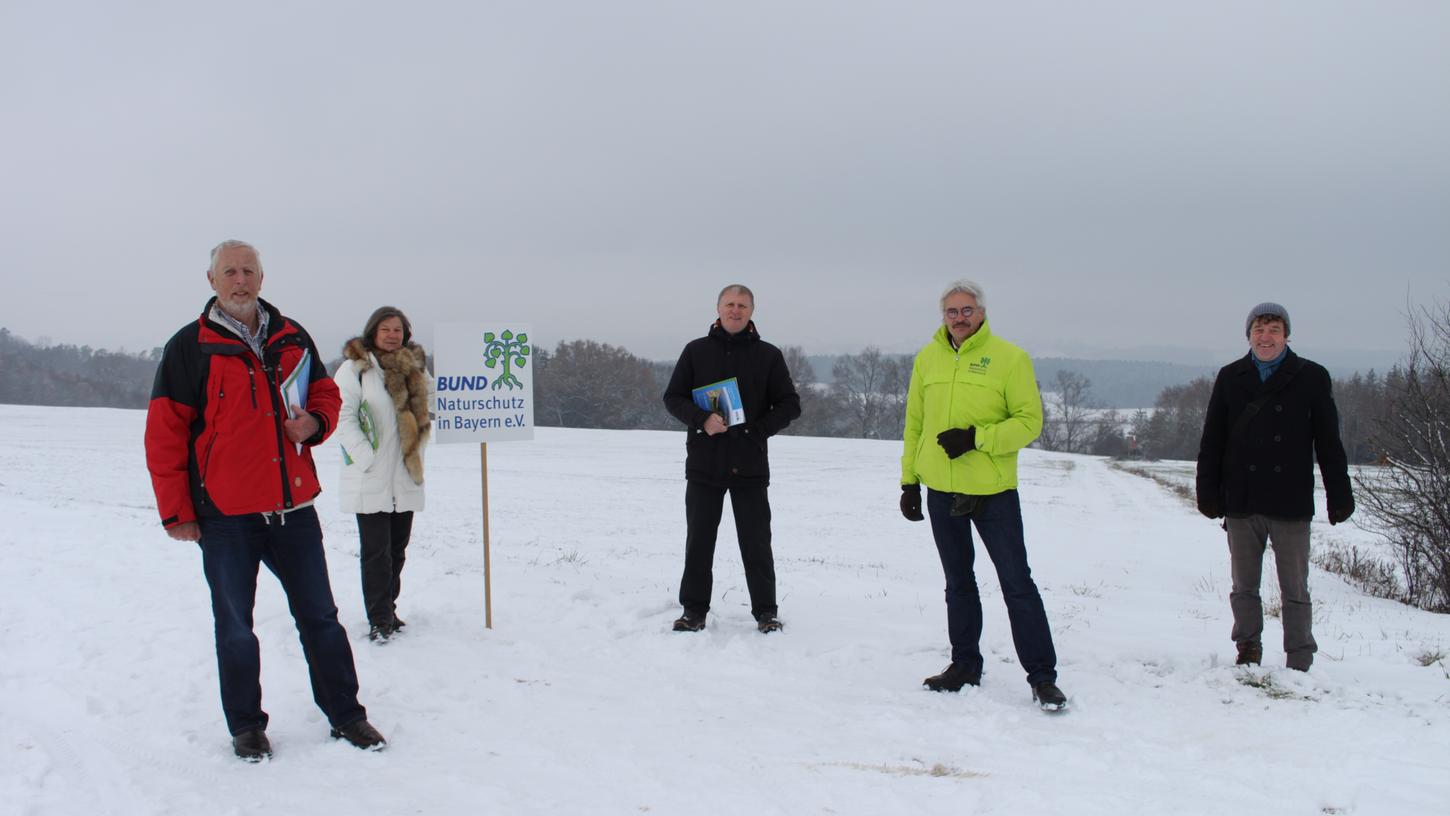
691, 378, 745, 426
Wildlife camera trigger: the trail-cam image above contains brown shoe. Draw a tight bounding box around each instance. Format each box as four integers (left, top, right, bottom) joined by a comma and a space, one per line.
1235, 641, 1263, 666
923, 662, 980, 692
672, 612, 706, 632
232, 728, 272, 762
331, 719, 387, 751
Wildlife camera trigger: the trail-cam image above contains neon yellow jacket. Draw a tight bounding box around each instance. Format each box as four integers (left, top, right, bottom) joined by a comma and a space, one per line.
900, 322, 1043, 494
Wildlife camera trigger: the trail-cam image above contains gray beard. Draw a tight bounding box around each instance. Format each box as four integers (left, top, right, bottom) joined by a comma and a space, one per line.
217, 296, 259, 325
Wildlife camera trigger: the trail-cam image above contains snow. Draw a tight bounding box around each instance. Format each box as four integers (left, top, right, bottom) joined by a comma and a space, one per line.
2, 404, 1447, 815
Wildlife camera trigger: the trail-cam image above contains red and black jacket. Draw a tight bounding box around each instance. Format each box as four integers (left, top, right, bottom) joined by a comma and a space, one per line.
145, 297, 341, 528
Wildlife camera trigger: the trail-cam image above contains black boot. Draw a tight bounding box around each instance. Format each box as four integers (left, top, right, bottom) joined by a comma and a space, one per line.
923, 662, 980, 692
331, 719, 387, 751
756, 615, 783, 634
232, 728, 272, 762
672, 612, 706, 632
1033, 681, 1068, 712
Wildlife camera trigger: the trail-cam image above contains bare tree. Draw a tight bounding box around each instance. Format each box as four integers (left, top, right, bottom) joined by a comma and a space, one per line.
831, 347, 910, 440
1040, 370, 1094, 453
1136, 376, 1214, 461
779, 345, 836, 437
1088, 408, 1131, 457
1355, 300, 1450, 611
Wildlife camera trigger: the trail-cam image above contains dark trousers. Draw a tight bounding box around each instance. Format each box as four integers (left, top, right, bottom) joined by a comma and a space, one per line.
356, 511, 413, 627
197, 506, 366, 736
926, 488, 1057, 686
1226, 514, 1316, 670
679, 482, 777, 619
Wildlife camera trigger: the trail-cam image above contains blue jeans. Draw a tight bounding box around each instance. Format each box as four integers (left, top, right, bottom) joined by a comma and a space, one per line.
927, 489, 1057, 686
198, 506, 366, 735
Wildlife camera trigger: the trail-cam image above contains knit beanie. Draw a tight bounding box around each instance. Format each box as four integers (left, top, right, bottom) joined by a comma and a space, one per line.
1245, 302, 1290, 338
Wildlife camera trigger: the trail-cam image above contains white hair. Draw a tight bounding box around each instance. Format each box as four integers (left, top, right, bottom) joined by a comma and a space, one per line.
209, 239, 263, 272
939, 279, 985, 312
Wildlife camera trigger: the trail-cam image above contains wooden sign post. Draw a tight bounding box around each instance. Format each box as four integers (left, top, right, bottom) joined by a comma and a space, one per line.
432, 323, 534, 629
481, 442, 492, 629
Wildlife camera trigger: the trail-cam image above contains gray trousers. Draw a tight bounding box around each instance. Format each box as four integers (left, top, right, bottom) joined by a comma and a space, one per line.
1226, 515, 1316, 670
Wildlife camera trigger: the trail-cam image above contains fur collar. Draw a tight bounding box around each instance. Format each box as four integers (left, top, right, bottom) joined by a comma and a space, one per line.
342, 337, 431, 484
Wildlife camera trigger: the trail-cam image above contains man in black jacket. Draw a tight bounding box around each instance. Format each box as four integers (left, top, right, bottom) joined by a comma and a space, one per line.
1196, 302, 1354, 672
663, 285, 801, 634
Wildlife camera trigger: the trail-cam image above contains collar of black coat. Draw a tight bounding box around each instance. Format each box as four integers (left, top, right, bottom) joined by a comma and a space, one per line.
1231, 347, 1304, 385
709, 319, 760, 343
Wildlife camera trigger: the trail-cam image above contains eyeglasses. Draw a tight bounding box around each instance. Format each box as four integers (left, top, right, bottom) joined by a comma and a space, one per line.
943, 307, 977, 319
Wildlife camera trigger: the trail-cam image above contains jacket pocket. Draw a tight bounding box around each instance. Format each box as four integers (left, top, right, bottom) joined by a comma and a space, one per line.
198, 431, 218, 484
729, 429, 769, 477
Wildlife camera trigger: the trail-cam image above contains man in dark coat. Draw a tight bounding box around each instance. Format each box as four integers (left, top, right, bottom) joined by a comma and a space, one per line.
1196, 302, 1354, 672
663, 284, 801, 634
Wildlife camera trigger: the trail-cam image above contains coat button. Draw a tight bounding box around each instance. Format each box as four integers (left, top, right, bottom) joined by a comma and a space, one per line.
1274, 435, 1281, 442
1274, 405, 1283, 412
294, 477, 302, 487
1249, 465, 1257, 472
1274, 466, 1282, 473
731, 467, 739, 474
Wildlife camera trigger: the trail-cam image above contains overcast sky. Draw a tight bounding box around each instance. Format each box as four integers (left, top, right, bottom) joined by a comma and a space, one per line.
3, 1, 1446, 368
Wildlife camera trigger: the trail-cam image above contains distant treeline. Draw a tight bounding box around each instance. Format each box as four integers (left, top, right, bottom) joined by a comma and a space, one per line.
0, 326, 1392, 463
1036, 367, 1399, 465
0, 328, 160, 408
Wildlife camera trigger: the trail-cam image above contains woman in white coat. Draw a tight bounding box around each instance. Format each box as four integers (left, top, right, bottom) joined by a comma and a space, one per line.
335, 306, 432, 642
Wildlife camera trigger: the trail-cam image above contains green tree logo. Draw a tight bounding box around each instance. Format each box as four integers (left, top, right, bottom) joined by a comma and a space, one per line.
483, 330, 531, 390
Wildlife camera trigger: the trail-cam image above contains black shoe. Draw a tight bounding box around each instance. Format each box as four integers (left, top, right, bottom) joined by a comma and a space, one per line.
923, 662, 980, 692
1235, 640, 1263, 666
672, 612, 706, 632
1033, 681, 1068, 711
331, 719, 387, 751
391, 616, 406, 629
368, 623, 393, 643
232, 728, 272, 762
756, 615, 783, 634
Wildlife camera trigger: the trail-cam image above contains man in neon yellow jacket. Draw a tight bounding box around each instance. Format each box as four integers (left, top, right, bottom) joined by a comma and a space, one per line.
900, 280, 1068, 712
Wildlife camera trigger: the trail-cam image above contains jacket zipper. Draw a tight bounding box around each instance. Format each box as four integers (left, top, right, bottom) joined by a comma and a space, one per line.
261, 345, 296, 510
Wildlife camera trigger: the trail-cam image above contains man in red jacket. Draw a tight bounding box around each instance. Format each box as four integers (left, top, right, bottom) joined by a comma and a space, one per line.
145, 240, 385, 761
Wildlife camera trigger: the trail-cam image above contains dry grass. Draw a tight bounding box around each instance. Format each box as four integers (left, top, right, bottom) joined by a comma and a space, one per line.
819, 761, 987, 780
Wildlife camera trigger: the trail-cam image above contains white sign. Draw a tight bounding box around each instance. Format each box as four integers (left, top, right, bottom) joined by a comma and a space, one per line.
433, 322, 535, 443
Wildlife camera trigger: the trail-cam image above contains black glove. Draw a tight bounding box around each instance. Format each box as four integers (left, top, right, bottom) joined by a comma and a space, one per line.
937, 427, 976, 459
1197, 496, 1223, 520
900, 484, 924, 522
1328, 498, 1354, 525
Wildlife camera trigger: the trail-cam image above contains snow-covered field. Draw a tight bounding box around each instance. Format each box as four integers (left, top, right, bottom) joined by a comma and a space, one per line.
2, 405, 1447, 816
